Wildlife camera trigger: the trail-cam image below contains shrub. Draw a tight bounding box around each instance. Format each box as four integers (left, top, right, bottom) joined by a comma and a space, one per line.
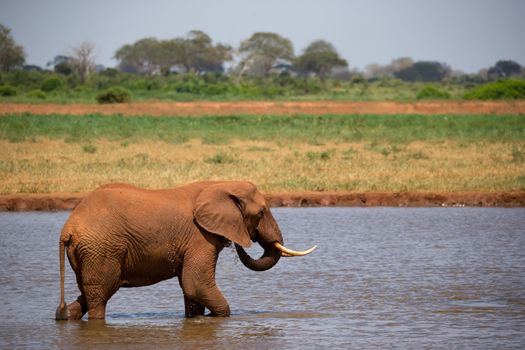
100, 68, 120, 77
261, 85, 286, 97
203, 83, 230, 95
1, 71, 46, 89
82, 144, 97, 154
464, 79, 525, 100
290, 77, 323, 94
96, 87, 131, 104
416, 85, 451, 99
204, 152, 236, 164
306, 150, 334, 161
41, 77, 64, 92
27, 89, 46, 99
351, 75, 366, 84
0, 85, 17, 96
128, 78, 162, 91
511, 147, 524, 163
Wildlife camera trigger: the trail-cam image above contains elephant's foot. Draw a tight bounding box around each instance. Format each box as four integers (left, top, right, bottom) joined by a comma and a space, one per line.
87, 304, 107, 320
184, 296, 206, 318
66, 300, 86, 320
208, 305, 230, 317
55, 299, 86, 321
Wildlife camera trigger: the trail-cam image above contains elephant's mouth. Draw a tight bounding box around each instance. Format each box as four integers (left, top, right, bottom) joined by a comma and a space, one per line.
235, 240, 316, 272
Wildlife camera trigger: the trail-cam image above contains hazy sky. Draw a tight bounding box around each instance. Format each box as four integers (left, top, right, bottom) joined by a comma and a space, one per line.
1, 0, 524, 73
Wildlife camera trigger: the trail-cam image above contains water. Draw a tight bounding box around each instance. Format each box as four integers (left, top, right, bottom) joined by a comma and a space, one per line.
1, 208, 524, 349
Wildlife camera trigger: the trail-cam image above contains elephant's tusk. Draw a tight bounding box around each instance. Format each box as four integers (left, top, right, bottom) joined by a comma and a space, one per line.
274, 242, 317, 257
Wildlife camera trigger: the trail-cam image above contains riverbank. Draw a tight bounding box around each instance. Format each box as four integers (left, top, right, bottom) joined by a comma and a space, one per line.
1, 113, 524, 196
1, 191, 524, 211
2, 103, 523, 202
1, 100, 525, 116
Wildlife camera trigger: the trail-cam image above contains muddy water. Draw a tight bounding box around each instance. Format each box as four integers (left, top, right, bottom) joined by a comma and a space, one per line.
1, 208, 524, 349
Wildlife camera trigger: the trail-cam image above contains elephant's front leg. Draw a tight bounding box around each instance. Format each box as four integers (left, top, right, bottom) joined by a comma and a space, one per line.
178, 276, 205, 317
183, 295, 206, 317
179, 253, 230, 317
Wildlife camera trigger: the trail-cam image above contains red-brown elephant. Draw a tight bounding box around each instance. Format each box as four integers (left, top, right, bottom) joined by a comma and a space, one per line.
55, 181, 315, 320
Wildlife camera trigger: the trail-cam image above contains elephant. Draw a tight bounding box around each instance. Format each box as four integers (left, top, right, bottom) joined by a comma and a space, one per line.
55, 181, 316, 320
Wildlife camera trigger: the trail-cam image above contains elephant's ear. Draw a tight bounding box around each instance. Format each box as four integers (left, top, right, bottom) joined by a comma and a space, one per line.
193, 182, 253, 248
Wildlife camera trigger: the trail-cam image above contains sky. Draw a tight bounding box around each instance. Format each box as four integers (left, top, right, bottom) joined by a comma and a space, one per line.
1, 0, 524, 73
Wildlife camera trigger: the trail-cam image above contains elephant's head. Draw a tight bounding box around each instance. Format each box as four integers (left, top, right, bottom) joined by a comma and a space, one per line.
193, 181, 315, 271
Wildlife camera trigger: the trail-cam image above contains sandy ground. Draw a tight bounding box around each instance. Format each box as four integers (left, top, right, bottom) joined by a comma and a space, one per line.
1, 191, 524, 211
1, 100, 525, 116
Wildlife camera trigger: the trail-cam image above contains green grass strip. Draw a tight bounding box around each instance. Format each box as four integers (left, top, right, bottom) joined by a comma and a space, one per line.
1, 113, 523, 144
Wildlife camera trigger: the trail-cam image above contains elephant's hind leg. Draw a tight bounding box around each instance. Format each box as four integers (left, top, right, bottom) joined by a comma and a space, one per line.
65, 248, 88, 320
80, 256, 123, 320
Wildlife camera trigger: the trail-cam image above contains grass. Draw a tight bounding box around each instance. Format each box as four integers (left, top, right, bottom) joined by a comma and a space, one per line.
0, 113, 524, 194
1, 114, 524, 144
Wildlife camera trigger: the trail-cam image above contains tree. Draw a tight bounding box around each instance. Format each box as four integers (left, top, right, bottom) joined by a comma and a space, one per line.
47, 55, 75, 75
487, 60, 522, 79
70, 41, 96, 83
394, 61, 451, 82
388, 57, 414, 74
295, 40, 348, 80
23, 64, 43, 72
115, 38, 161, 75
0, 23, 26, 71
156, 39, 183, 74
177, 30, 232, 74
365, 57, 414, 79
114, 31, 232, 75
365, 63, 388, 79
238, 32, 294, 77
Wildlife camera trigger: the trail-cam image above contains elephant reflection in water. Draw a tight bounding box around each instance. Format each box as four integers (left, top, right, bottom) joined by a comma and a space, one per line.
55, 181, 316, 320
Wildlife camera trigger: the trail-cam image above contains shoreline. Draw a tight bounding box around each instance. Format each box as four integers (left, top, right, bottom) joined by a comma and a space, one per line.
1, 191, 524, 211
1, 100, 525, 116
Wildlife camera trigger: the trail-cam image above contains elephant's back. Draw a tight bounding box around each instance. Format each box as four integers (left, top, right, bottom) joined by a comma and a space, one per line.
75, 183, 178, 215
61, 184, 189, 247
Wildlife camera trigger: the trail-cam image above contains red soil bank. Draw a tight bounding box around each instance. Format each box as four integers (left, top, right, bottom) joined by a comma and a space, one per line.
1, 191, 524, 211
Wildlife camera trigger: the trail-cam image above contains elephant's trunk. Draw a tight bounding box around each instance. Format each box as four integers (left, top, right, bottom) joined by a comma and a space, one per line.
235, 241, 281, 272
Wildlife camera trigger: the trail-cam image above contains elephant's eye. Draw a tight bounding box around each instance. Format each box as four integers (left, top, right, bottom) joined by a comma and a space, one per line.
257, 209, 264, 218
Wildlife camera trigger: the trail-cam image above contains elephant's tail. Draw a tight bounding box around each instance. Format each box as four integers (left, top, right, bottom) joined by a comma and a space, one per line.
55, 239, 68, 320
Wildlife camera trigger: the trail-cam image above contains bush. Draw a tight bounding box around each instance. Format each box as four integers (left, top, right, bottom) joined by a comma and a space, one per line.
82, 144, 97, 154
99, 68, 120, 77
96, 87, 131, 104
0, 85, 17, 96
128, 78, 162, 91
41, 77, 64, 92
1, 71, 46, 89
204, 152, 236, 164
416, 85, 451, 99
27, 89, 46, 99
203, 83, 230, 95
464, 79, 525, 100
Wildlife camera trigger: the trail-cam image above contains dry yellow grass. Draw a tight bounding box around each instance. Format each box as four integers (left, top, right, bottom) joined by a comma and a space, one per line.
1, 138, 523, 194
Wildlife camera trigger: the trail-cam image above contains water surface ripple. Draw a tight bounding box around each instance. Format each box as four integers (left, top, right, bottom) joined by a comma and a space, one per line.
1, 208, 524, 349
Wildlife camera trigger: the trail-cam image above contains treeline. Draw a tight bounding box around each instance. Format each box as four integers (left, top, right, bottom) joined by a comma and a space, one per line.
1, 23, 525, 101
3, 22, 525, 82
